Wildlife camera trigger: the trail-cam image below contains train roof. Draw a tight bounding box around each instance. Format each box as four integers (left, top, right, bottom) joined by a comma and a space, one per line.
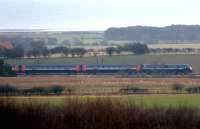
11, 64, 192, 67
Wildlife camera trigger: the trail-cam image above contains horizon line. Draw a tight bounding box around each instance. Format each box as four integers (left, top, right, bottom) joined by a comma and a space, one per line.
1, 24, 200, 32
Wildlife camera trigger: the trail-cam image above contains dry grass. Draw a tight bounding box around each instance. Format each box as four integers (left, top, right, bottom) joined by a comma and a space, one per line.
149, 43, 200, 49
0, 77, 200, 87
0, 76, 200, 95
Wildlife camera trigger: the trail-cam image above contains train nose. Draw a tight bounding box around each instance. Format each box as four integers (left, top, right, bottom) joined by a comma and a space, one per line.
187, 65, 193, 72
189, 66, 193, 71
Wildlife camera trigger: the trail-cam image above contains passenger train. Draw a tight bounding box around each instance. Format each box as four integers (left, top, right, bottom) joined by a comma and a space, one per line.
11, 64, 193, 75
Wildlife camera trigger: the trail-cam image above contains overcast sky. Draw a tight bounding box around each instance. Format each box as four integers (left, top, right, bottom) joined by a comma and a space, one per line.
0, 0, 200, 30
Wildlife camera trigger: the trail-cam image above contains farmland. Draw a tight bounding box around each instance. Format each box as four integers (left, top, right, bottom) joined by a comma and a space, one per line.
149, 43, 200, 49
1, 76, 200, 95
2, 54, 200, 128
2, 76, 200, 108
52, 31, 104, 44
5, 54, 200, 73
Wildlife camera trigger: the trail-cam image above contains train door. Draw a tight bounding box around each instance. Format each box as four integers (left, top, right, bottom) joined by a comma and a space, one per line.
75, 64, 81, 74
136, 64, 142, 73
82, 64, 87, 74
13, 65, 19, 75
21, 65, 26, 76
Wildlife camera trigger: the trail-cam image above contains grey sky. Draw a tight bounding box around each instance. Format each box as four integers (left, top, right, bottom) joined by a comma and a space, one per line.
0, 0, 200, 30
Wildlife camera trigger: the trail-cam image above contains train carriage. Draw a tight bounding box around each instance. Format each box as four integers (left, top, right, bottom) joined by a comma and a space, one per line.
10, 64, 192, 76
141, 64, 192, 75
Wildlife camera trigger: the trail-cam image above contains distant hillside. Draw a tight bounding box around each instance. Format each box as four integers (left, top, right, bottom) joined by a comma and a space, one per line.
0, 31, 104, 47
104, 25, 200, 43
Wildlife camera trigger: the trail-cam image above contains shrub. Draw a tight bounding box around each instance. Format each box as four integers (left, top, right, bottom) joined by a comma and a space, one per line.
186, 87, 200, 93
65, 87, 74, 95
49, 85, 65, 95
0, 59, 4, 66
24, 87, 48, 95
124, 43, 149, 55
172, 83, 184, 92
120, 86, 148, 94
0, 85, 18, 95
106, 47, 116, 56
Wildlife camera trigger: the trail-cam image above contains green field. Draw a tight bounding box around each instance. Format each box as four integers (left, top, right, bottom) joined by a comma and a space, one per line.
5, 54, 200, 73
3, 94, 200, 108
52, 32, 104, 45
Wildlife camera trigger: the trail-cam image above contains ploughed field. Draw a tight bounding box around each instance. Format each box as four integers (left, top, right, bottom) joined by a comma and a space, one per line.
1, 76, 200, 95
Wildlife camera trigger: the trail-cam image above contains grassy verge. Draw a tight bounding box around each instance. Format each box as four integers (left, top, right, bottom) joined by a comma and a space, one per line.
2, 94, 200, 108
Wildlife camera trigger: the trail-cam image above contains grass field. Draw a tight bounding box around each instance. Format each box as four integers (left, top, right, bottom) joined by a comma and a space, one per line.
2, 94, 200, 108
52, 32, 104, 44
5, 54, 200, 73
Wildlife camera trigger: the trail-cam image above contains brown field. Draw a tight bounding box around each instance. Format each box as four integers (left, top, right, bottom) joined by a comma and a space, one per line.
148, 43, 200, 49
1, 76, 200, 95
1, 76, 200, 87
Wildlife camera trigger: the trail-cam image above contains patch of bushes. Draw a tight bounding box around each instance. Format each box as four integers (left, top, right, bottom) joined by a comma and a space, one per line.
0, 85, 67, 96
0, 85, 18, 96
186, 86, 200, 93
23, 87, 49, 95
0, 98, 200, 129
120, 86, 148, 94
172, 83, 184, 92
23, 86, 67, 95
65, 87, 74, 95
49, 85, 65, 95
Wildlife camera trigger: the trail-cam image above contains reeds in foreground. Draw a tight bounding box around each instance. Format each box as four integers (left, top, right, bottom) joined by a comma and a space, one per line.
0, 98, 200, 129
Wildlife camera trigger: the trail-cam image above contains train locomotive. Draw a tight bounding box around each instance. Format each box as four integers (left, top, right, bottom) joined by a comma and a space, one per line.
11, 64, 193, 76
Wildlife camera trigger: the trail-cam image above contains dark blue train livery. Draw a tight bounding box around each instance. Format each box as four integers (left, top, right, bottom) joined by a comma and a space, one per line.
12, 64, 193, 75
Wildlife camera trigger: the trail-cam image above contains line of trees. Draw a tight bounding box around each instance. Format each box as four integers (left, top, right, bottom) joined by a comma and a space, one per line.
1, 40, 150, 58
106, 44, 200, 56
0, 85, 74, 96
1, 41, 199, 59
50, 47, 87, 57
150, 48, 199, 54
106, 43, 149, 56
0, 43, 87, 58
